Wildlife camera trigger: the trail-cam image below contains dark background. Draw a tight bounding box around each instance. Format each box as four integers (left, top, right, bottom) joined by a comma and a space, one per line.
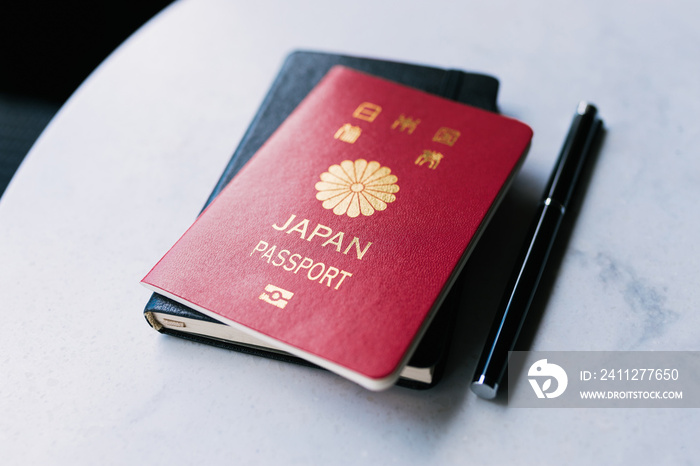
0, 0, 173, 196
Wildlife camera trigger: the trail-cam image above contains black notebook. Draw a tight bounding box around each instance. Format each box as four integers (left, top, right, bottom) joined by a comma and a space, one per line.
143, 50, 501, 389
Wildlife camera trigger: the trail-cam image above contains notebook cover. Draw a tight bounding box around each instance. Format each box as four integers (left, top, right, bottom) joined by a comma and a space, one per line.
142, 66, 532, 390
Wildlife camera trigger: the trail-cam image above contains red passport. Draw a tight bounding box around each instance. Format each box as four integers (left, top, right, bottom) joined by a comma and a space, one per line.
142, 66, 533, 390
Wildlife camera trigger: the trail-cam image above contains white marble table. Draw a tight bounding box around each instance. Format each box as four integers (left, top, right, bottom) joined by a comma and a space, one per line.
1, 0, 698, 463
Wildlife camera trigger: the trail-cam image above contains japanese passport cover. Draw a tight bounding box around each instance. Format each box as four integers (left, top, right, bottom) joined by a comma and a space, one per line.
142, 66, 533, 390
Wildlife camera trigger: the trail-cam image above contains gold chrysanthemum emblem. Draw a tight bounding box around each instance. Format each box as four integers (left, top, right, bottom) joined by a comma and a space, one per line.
315, 159, 399, 218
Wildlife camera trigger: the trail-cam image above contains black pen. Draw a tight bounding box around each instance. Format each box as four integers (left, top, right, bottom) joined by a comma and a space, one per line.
471, 102, 603, 399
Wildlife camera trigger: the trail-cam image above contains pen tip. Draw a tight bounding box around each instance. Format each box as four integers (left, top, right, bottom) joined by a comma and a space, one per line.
577, 101, 598, 116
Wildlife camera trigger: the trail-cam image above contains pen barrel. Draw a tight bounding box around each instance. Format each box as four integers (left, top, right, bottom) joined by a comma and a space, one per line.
471, 201, 565, 398
545, 103, 599, 208
471, 102, 603, 400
